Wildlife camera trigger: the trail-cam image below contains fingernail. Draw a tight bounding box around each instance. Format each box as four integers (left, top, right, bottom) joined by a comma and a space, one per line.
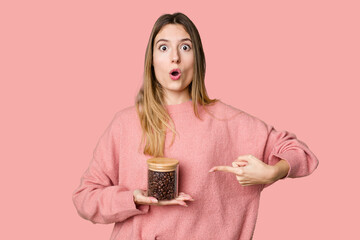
209, 168, 214, 173
152, 199, 158, 203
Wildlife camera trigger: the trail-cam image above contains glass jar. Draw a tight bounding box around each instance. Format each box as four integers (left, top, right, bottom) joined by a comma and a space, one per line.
147, 157, 179, 201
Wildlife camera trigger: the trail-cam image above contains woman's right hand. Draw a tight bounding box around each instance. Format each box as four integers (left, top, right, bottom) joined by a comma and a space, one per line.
133, 189, 194, 207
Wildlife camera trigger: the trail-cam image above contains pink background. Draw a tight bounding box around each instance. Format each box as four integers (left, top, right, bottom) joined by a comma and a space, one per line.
1, 0, 359, 239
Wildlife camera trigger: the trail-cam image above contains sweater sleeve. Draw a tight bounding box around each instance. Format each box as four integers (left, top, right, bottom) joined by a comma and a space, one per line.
72, 112, 149, 224
263, 124, 319, 183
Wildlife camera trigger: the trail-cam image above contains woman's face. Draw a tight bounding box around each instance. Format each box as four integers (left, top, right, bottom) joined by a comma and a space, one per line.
152, 24, 194, 104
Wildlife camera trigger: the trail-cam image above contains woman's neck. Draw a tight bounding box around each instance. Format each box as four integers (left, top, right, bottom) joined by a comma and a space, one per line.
163, 92, 192, 106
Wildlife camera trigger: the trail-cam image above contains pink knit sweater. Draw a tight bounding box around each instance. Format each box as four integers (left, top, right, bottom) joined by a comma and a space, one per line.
72, 100, 318, 240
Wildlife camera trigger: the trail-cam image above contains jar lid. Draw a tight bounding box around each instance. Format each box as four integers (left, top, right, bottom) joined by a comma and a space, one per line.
147, 157, 179, 171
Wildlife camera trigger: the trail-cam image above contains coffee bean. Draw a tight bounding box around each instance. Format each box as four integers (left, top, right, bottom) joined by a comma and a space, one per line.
148, 170, 177, 200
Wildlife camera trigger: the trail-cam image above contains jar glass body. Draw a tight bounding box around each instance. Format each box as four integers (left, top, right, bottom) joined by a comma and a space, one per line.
147, 158, 179, 201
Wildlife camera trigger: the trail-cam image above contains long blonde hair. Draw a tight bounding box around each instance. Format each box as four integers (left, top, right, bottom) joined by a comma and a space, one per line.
135, 12, 218, 157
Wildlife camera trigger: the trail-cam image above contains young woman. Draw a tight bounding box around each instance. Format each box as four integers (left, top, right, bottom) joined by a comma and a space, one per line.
73, 12, 319, 240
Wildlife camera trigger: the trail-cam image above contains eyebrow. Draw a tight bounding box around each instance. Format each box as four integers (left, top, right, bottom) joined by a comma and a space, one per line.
155, 38, 192, 46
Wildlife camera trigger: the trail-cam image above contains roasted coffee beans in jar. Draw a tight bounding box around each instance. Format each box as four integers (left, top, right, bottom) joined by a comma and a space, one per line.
147, 158, 179, 201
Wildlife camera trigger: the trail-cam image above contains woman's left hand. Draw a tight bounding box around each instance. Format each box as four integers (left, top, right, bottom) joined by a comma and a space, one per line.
209, 155, 288, 186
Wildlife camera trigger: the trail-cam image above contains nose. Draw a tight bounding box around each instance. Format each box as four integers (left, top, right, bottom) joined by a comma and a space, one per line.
171, 49, 180, 63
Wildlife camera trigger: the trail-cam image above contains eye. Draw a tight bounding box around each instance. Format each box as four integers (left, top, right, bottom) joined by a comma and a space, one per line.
181, 44, 191, 51
159, 45, 168, 51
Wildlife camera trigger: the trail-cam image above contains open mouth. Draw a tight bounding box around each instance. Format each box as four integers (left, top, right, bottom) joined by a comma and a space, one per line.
172, 71, 179, 76
169, 68, 181, 80
170, 68, 181, 76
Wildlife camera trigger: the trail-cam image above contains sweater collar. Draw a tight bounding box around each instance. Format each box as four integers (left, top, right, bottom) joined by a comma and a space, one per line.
165, 99, 194, 114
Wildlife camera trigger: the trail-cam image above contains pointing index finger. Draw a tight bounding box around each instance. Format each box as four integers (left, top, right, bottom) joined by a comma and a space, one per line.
209, 166, 237, 174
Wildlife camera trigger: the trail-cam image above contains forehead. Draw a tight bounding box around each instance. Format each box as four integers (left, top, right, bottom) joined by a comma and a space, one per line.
154, 24, 191, 42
